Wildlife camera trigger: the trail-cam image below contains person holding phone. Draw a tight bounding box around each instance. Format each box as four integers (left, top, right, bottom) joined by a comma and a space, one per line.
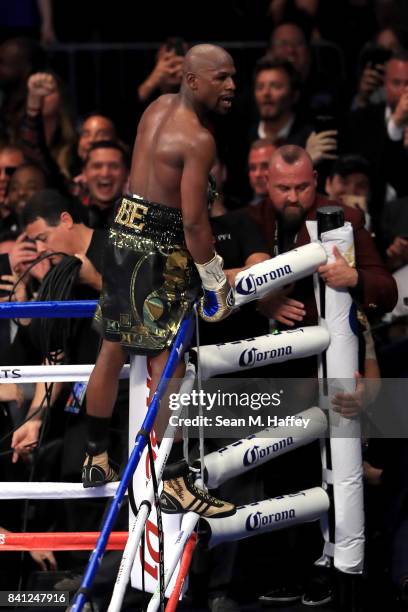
343, 52, 408, 238
354, 46, 392, 110
137, 36, 188, 105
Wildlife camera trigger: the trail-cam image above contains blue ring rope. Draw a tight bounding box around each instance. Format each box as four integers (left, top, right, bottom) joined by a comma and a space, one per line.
0, 300, 98, 318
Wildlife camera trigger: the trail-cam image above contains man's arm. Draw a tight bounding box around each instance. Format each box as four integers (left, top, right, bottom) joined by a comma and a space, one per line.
180, 133, 217, 263
351, 208, 398, 313
225, 252, 270, 286
181, 132, 233, 322
11, 380, 63, 463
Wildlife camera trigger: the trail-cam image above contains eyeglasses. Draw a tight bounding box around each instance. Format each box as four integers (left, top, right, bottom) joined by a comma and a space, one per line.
0, 166, 18, 177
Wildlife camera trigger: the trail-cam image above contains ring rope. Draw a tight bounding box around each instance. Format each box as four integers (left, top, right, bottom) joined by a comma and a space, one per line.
0, 532, 127, 551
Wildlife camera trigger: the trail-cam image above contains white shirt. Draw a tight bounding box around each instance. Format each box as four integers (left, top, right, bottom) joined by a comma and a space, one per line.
258, 114, 295, 140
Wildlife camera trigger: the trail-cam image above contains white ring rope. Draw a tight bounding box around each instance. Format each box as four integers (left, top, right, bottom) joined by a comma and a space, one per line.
0, 481, 119, 499
0, 364, 130, 384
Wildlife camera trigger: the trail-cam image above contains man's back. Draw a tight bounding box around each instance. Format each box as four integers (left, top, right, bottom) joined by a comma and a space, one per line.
129, 93, 209, 208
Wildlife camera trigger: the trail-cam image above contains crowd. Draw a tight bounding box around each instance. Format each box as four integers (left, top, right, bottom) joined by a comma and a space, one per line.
0, 1, 408, 611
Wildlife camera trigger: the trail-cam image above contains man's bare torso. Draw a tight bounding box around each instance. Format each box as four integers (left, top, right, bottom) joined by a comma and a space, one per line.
129, 94, 213, 208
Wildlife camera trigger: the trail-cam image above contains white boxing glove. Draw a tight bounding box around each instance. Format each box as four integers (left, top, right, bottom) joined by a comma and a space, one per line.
195, 253, 234, 323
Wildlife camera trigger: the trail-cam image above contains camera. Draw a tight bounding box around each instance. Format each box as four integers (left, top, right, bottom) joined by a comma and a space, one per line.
360, 45, 392, 69
314, 114, 337, 134
166, 37, 186, 57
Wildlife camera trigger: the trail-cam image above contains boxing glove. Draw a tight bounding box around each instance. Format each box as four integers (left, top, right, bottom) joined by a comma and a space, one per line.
195, 253, 234, 322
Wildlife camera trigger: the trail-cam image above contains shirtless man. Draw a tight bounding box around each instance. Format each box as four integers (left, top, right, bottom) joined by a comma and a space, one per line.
82, 44, 237, 518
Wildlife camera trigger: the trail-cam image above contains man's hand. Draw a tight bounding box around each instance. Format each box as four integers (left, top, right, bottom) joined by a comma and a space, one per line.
138, 51, 184, 102
30, 550, 58, 571
318, 246, 358, 288
386, 236, 408, 269
74, 253, 102, 291
258, 284, 306, 326
332, 372, 365, 418
150, 51, 184, 88
306, 130, 338, 165
392, 87, 408, 127
355, 64, 384, 108
11, 420, 42, 463
0, 274, 27, 302
9, 234, 38, 275
27, 73, 58, 113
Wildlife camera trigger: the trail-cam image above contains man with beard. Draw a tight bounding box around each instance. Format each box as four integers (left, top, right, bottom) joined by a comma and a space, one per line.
249, 57, 313, 147
247, 145, 397, 606
248, 144, 396, 335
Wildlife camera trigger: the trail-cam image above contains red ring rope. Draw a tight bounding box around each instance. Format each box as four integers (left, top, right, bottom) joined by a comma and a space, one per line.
0, 532, 128, 551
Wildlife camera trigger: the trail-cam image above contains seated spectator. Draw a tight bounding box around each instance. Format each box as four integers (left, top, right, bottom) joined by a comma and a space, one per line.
354, 25, 408, 110
342, 51, 408, 237
78, 141, 128, 229
250, 56, 313, 145
247, 138, 279, 206
76, 113, 117, 164
0, 145, 24, 238
325, 154, 372, 231
268, 21, 344, 119
7, 161, 47, 215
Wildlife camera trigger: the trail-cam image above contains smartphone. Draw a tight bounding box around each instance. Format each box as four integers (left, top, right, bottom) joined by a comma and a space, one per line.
166, 37, 186, 57
360, 45, 392, 69
314, 114, 337, 134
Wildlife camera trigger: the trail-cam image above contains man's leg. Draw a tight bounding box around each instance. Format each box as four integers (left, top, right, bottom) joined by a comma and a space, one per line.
149, 352, 235, 519
82, 339, 127, 487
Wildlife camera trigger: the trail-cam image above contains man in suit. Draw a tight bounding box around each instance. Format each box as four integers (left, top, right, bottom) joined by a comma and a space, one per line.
343, 51, 408, 236
248, 145, 397, 342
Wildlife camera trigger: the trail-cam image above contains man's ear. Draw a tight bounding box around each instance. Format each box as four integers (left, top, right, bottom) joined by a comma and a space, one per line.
186, 71, 198, 90
60, 211, 74, 229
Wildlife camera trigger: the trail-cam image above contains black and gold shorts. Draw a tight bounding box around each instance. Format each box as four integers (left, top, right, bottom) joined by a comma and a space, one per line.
94, 195, 200, 356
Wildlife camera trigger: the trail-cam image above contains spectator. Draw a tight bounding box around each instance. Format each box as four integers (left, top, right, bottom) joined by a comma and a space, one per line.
0, 37, 46, 142
325, 154, 372, 230
79, 140, 128, 229
248, 138, 279, 206
269, 21, 343, 118
19, 71, 77, 181
7, 161, 47, 215
343, 51, 408, 236
0, 145, 24, 238
77, 113, 117, 163
250, 56, 312, 144
354, 25, 408, 110
137, 36, 187, 105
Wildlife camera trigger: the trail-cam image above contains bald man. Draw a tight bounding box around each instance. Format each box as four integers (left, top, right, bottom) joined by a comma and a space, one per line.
82, 44, 236, 518
248, 146, 397, 605
248, 144, 397, 353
